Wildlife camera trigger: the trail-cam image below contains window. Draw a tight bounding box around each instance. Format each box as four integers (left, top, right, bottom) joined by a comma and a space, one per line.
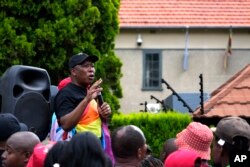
142, 50, 162, 90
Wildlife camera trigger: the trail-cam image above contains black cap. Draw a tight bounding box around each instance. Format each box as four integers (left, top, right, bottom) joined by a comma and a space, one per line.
214, 116, 250, 146
68, 52, 98, 69
0, 113, 28, 141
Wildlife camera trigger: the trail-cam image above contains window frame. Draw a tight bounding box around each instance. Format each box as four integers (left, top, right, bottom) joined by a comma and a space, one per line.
142, 50, 163, 91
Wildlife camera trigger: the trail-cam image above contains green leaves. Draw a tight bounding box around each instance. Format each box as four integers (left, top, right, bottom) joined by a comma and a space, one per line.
0, 0, 122, 112
110, 112, 192, 157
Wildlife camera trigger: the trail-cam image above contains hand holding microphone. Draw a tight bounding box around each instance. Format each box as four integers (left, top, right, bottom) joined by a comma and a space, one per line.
97, 92, 104, 106
97, 92, 111, 119
94, 78, 111, 118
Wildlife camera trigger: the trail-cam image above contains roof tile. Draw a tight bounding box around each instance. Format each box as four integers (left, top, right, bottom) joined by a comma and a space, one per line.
119, 0, 250, 27
193, 64, 250, 118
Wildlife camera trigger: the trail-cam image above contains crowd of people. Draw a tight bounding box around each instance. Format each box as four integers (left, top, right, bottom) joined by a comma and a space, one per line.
1, 52, 250, 167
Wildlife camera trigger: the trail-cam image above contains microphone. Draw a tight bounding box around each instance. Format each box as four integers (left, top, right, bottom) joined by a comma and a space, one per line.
97, 92, 104, 106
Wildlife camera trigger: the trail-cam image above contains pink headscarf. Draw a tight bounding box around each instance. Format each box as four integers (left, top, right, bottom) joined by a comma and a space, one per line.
165, 150, 201, 167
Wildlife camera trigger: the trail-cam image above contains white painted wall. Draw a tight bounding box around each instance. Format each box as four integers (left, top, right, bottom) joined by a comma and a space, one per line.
115, 29, 250, 113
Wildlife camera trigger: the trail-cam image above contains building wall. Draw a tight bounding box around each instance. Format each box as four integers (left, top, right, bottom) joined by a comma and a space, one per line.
115, 29, 250, 113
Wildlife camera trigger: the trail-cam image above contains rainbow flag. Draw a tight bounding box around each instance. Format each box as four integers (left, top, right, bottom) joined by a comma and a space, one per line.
76, 100, 102, 138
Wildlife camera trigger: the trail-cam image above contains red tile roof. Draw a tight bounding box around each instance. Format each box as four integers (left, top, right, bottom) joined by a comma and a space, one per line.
193, 64, 250, 118
119, 0, 250, 28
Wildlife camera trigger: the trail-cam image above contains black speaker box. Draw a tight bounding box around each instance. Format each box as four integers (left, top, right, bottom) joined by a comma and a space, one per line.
0, 65, 52, 141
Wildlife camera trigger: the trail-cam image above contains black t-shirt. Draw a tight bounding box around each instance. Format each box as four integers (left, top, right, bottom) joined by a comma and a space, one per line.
54, 83, 87, 120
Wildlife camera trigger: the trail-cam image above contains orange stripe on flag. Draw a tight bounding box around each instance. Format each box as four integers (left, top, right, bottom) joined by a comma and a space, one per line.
78, 100, 99, 125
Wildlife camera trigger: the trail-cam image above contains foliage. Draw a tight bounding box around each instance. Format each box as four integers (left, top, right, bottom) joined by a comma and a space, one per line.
110, 111, 192, 157
0, 0, 122, 112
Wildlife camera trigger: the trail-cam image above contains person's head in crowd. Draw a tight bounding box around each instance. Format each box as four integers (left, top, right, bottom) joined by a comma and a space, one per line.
1, 131, 40, 167
175, 121, 213, 165
68, 52, 98, 87
159, 138, 178, 162
212, 116, 250, 167
141, 155, 163, 167
44, 141, 67, 167
164, 149, 202, 167
59, 132, 111, 167
0, 113, 28, 166
111, 125, 147, 167
26, 141, 55, 167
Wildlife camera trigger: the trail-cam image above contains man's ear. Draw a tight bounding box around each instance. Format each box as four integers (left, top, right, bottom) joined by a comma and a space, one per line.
71, 68, 77, 76
137, 147, 143, 160
23, 151, 32, 163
